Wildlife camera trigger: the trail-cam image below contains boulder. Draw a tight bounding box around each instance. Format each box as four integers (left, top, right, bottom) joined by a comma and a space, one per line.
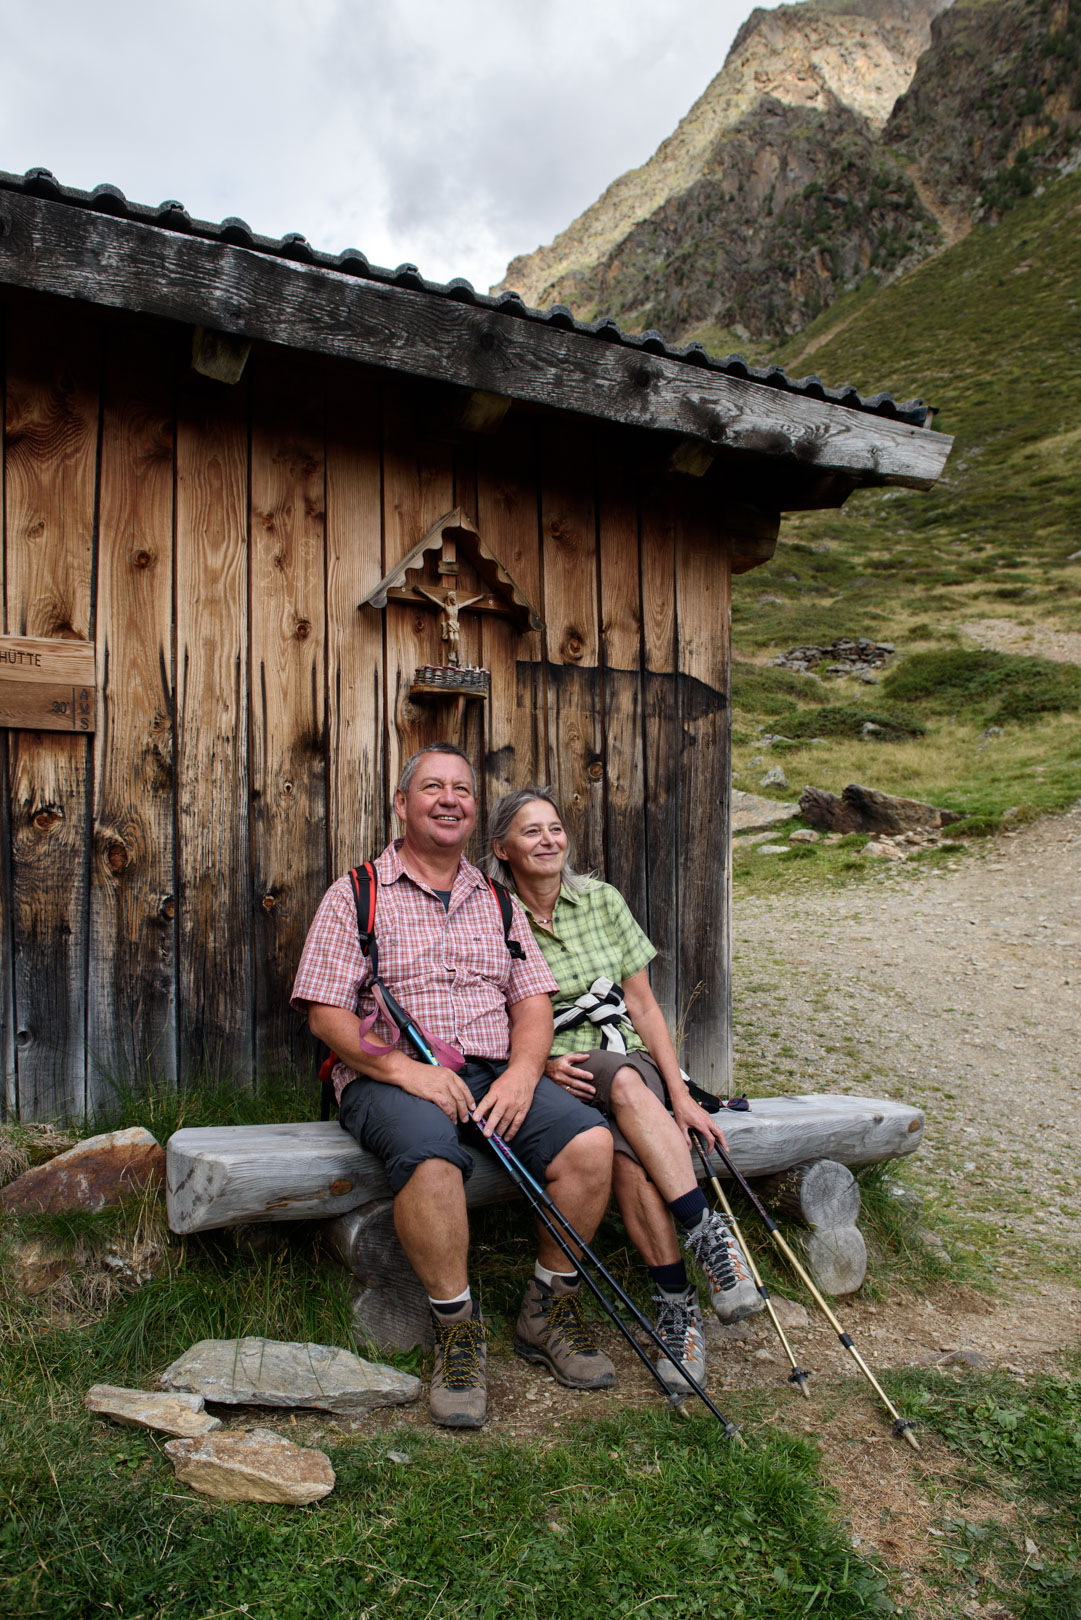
159, 1336, 421, 1416
768, 1296, 810, 1332
731, 789, 796, 834
85, 1384, 222, 1437
0, 1127, 165, 1214
165, 1428, 334, 1504
759, 764, 787, 790
799, 783, 964, 836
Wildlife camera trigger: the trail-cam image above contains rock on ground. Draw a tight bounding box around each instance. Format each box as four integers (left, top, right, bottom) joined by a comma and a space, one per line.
159, 1337, 420, 1416
165, 1428, 335, 1504
86, 1384, 222, 1437
731, 788, 797, 834
0, 1127, 165, 1213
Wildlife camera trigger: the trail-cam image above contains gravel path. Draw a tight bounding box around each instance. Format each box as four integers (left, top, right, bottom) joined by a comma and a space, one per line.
732, 803, 1081, 1269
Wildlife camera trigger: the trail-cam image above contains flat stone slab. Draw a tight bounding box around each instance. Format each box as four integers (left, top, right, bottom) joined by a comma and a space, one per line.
85, 1384, 222, 1437
159, 1337, 421, 1416
0, 1127, 165, 1213
165, 1428, 334, 1504
731, 789, 798, 834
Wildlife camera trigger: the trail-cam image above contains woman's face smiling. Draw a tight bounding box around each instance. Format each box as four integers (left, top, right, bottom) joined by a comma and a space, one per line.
496, 799, 568, 886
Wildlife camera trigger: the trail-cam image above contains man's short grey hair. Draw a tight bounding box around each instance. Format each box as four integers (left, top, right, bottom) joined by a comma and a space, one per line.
397, 742, 477, 797
485, 785, 595, 896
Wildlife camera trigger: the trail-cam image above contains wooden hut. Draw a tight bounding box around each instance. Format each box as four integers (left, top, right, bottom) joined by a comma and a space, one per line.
0, 168, 952, 1122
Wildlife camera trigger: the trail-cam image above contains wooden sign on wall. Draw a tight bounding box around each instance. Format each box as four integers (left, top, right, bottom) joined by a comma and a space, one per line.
0, 636, 96, 732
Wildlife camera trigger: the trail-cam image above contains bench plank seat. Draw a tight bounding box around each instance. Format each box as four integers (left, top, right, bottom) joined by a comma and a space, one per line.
166, 1093, 924, 1235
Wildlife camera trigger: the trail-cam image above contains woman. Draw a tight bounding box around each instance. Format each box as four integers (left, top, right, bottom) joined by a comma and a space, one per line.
488, 786, 762, 1395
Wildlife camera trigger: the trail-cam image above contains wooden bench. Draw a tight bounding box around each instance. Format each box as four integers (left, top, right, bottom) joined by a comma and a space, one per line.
166, 1094, 924, 1349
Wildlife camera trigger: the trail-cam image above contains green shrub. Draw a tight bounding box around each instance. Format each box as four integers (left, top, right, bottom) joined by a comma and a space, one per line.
770, 703, 925, 741
730, 662, 829, 713
882, 649, 1081, 726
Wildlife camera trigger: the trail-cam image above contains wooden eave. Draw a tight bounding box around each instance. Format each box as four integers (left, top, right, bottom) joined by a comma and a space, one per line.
0, 189, 953, 499
360, 509, 543, 632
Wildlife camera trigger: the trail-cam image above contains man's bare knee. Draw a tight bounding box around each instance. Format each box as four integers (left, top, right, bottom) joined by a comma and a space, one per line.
548, 1124, 613, 1183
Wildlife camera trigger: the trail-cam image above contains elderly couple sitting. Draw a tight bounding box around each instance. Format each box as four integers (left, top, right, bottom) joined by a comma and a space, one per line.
292, 742, 761, 1429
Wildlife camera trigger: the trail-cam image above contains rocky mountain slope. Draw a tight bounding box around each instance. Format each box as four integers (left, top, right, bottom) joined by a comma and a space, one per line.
495, 0, 1081, 349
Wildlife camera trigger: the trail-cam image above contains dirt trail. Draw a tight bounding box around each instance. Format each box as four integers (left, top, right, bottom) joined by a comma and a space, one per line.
733, 802, 1081, 1271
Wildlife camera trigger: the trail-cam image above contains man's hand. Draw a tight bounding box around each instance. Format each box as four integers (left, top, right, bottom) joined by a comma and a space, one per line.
543, 1053, 597, 1101
402, 1063, 476, 1124
473, 1065, 540, 1141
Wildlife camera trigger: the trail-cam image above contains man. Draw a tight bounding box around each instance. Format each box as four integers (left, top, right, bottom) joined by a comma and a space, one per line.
291, 742, 616, 1429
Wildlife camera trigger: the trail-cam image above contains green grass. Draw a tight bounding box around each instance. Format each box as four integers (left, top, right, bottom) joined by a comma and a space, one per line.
0, 1398, 900, 1620
889, 1366, 1081, 1618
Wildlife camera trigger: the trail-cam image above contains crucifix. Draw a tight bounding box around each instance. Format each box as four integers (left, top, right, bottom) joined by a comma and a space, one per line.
415, 584, 485, 666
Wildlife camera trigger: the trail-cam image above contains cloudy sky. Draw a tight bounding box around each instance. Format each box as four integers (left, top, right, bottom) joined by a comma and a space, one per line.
1, 0, 778, 293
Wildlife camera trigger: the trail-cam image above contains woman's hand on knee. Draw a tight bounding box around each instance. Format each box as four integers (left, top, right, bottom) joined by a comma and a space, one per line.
544, 1053, 596, 1100
674, 1096, 728, 1153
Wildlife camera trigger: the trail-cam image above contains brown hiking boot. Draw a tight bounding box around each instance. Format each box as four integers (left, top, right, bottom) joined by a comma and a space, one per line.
429, 1305, 487, 1429
513, 1275, 615, 1389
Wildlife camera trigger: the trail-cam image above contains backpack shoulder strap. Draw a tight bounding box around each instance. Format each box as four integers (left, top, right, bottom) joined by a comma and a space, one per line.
348, 860, 379, 975
484, 875, 526, 961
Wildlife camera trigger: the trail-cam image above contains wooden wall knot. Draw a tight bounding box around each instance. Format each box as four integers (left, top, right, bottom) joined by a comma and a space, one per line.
561, 633, 584, 663
587, 761, 603, 782
132, 549, 153, 570
31, 805, 63, 832
106, 839, 131, 873
262, 893, 278, 911
159, 895, 175, 921
294, 620, 311, 641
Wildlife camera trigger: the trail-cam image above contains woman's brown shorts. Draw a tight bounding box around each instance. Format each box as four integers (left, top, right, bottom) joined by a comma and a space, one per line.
562, 1048, 668, 1161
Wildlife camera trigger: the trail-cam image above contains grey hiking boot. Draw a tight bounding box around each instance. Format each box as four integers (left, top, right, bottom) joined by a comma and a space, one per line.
430, 1305, 487, 1428
682, 1210, 763, 1324
652, 1287, 706, 1399
513, 1275, 615, 1389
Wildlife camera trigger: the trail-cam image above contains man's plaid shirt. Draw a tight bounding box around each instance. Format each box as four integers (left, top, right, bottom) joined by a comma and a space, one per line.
291, 841, 558, 1100
521, 881, 657, 1057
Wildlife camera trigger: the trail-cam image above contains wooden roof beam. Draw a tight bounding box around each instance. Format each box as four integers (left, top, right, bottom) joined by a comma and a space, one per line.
0, 191, 953, 495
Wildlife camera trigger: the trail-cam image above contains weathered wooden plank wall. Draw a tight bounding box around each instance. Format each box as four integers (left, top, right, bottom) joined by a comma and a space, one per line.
4, 304, 99, 1118
0, 288, 735, 1118
90, 327, 176, 1085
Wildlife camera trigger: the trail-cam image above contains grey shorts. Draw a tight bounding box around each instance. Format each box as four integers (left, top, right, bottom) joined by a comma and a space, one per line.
561, 1048, 668, 1162
338, 1057, 607, 1195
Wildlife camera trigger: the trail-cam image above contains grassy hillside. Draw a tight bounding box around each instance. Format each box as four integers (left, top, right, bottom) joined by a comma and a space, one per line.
728, 169, 1081, 882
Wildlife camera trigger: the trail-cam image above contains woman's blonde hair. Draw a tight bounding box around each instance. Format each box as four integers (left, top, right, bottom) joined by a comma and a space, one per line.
485, 785, 596, 897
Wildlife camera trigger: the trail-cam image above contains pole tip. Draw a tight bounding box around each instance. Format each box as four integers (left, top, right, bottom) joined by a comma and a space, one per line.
894, 1419, 921, 1451
725, 1423, 745, 1448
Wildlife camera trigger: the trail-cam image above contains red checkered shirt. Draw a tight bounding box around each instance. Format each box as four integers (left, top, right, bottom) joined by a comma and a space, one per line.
291, 841, 558, 1101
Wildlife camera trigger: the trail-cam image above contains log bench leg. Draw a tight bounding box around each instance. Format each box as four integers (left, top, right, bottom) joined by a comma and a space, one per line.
322, 1199, 435, 1351
757, 1158, 867, 1296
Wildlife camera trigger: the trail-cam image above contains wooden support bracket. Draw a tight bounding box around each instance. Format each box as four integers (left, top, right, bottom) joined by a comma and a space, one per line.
191, 325, 252, 384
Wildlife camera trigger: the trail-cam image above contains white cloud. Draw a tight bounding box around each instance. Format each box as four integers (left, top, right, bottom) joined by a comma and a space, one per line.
0, 0, 778, 291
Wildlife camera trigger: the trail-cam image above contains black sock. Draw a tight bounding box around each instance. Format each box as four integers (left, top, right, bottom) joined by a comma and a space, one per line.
667, 1188, 709, 1231
648, 1260, 690, 1294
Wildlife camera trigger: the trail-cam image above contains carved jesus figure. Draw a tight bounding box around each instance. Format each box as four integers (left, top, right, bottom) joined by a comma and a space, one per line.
416, 585, 484, 664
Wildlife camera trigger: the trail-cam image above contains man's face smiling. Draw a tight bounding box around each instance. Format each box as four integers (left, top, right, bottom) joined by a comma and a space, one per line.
396, 753, 477, 859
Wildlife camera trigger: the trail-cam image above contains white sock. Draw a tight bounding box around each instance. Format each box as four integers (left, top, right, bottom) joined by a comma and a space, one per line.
535, 1262, 579, 1289
429, 1285, 472, 1316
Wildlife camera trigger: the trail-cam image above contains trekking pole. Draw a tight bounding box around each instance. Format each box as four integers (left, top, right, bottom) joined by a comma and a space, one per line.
692, 1134, 811, 1399
696, 1135, 919, 1451
376, 988, 741, 1439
